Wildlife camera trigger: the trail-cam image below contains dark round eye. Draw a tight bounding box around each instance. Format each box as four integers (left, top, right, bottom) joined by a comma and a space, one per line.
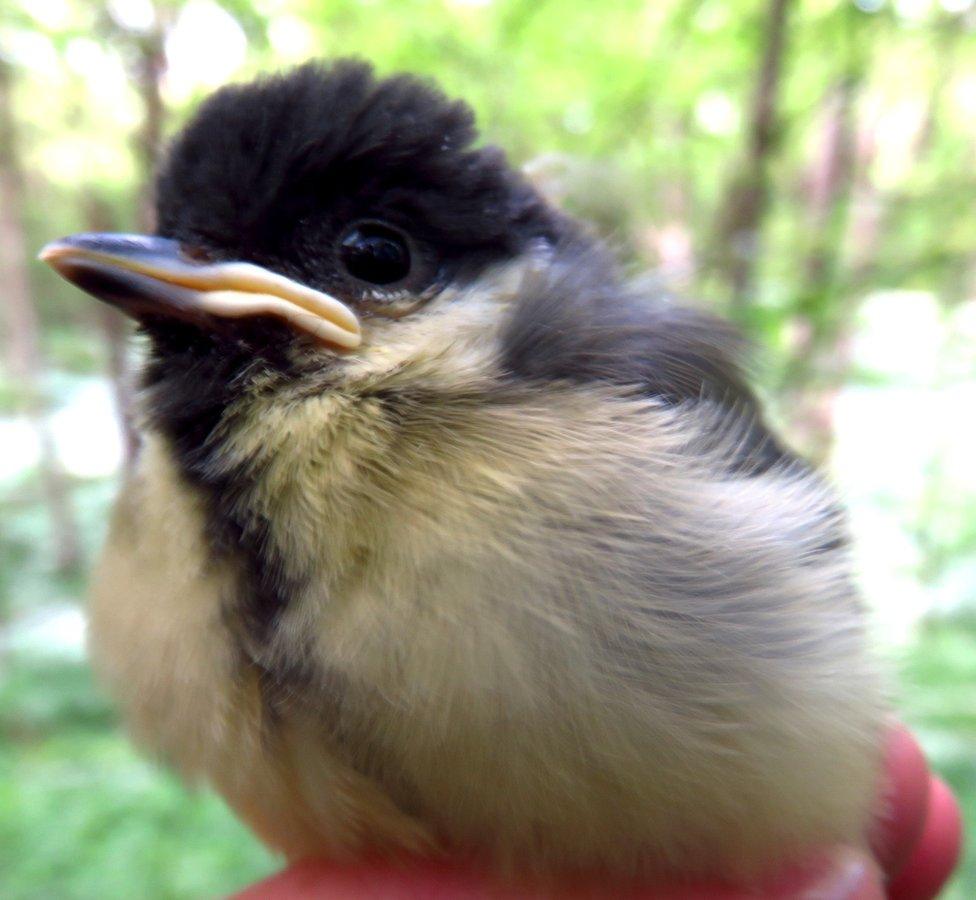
337, 222, 411, 286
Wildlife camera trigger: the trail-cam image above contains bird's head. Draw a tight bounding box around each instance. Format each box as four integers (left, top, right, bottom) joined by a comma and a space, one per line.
40, 62, 587, 461
41, 59, 762, 496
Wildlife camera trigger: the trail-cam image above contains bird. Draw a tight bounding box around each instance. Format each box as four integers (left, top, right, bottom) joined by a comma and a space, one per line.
40, 60, 885, 885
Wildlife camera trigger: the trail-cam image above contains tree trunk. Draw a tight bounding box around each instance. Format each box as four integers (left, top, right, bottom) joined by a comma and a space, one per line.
0, 58, 81, 574
710, 0, 792, 316
781, 77, 859, 463
92, 4, 170, 472
781, 12, 961, 462
132, 26, 167, 231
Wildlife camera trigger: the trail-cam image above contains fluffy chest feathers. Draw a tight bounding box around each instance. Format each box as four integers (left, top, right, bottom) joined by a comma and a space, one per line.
45, 59, 885, 884
89, 376, 884, 877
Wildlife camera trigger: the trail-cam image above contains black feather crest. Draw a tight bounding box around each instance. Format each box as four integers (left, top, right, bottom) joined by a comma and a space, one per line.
155, 60, 564, 262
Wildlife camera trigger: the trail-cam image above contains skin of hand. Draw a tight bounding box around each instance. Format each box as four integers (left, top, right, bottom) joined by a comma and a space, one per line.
233, 724, 962, 900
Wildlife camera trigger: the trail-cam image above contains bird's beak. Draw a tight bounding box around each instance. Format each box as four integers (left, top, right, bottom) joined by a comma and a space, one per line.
38, 233, 361, 349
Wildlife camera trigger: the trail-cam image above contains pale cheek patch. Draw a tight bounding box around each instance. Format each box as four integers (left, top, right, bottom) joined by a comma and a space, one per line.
338, 254, 547, 388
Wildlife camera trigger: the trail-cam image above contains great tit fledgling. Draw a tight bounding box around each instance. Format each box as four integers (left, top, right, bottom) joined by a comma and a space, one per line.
41, 61, 884, 882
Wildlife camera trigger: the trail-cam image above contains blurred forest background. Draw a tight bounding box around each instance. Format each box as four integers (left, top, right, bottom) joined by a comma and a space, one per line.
1, 0, 974, 896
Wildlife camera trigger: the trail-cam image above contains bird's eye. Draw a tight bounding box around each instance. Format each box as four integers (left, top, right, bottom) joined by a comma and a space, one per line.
337, 222, 411, 286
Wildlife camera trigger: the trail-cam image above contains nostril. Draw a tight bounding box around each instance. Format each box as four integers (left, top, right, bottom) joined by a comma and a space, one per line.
180, 243, 218, 263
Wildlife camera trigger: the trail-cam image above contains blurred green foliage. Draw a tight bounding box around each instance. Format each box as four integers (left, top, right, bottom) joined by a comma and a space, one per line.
1, 0, 974, 896
0, 661, 276, 899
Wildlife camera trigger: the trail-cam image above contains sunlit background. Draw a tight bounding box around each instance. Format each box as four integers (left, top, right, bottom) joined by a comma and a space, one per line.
1, 0, 974, 896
